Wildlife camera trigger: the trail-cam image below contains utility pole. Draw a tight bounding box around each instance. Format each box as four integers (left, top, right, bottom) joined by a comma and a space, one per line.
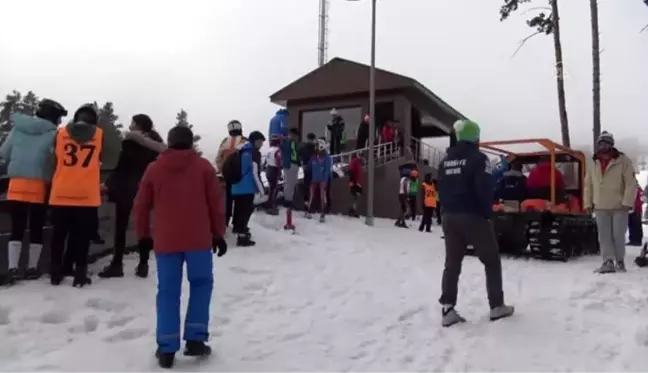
317, 0, 330, 66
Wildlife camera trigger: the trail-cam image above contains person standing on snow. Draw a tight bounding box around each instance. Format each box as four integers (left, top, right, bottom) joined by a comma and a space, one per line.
264, 138, 282, 215
49, 104, 122, 287
132, 125, 227, 369
99, 114, 166, 279
215, 120, 246, 227
419, 173, 437, 232
347, 153, 363, 218
300, 133, 317, 208
281, 127, 301, 230
307, 139, 332, 222
327, 108, 345, 156
437, 119, 514, 327
231, 131, 266, 246
0, 99, 67, 285
585, 131, 636, 273
407, 169, 419, 221
268, 109, 288, 141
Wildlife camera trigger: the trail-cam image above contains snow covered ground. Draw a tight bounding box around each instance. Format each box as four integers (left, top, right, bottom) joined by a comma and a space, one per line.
2, 213, 648, 371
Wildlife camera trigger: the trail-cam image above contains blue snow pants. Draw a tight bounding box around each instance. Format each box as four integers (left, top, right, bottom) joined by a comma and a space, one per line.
156, 249, 213, 353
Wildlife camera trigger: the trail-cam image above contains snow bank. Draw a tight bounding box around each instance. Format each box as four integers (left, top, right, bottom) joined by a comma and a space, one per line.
1, 214, 648, 371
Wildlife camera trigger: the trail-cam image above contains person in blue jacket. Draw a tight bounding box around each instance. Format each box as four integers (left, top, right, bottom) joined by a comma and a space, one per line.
437, 119, 514, 327
268, 109, 288, 140
231, 131, 266, 247
306, 139, 332, 221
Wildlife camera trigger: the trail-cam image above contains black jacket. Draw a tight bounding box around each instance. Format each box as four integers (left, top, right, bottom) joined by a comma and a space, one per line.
437, 141, 494, 218
495, 170, 527, 202
300, 142, 315, 170
327, 116, 345, 136
105, 132, 163, 202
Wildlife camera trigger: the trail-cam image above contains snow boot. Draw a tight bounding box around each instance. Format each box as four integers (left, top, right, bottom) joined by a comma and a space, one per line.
418, 225, 424, 232
319, 214, 326, 223
23, 268, 42, 280
73, 267, 92, 288
135, 262, 149, 278
348, 208, 360, 218
50, 265, 64, 286
184, 341, 212, 357
489, 305, 515, 321
594, 260, 616, 274
284, 223, 296, 231
441, 306, 466, 327
266, 207, 279, 216
98, 263, 124, 278
304, 212, 313, 219
155, 349, 175, 369
616, 260, 627, 273
237, 233, 256, 247
0, 273, 16, 286
395, 219, 408, 228
635, 243, 648, 267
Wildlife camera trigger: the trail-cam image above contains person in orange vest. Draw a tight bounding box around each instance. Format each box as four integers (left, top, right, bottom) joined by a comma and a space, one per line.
419, 173, 438, 232
0, 99, 67, 286
48, 103, 121, 287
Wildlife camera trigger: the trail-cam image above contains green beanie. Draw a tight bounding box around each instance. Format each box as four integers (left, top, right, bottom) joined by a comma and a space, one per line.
453, 119, 480, 143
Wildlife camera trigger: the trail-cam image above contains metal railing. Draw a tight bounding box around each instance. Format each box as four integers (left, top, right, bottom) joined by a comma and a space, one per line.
410, 137, 445, 167
331, 141, 401, 168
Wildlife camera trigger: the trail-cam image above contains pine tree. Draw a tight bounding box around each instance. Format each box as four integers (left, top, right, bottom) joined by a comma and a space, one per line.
175, 109, 202, 155
500, 0, 571, 147
96, 101, 124, 138
0, 90, 23, 144
18, 91, 39, 116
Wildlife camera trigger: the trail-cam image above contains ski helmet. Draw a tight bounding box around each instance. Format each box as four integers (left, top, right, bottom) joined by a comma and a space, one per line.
36, 99, 67, 124
73, 103, 98, 125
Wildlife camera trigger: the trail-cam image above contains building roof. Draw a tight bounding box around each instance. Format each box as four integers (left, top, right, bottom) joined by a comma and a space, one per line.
269, 57, 467, 124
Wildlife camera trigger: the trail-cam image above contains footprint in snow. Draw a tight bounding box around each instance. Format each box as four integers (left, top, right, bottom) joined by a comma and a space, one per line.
85, 297, 127, 313
0, 306, 11, 325
68, 315, 99, 333
106, 315, 135, 329
103, 327, 149, 343
40, 309, 69, 324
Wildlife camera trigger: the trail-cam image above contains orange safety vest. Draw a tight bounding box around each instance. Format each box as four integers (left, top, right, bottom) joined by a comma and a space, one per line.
7, 178, 48, 204
422, 183, 437, 208
49, 127, 103, 207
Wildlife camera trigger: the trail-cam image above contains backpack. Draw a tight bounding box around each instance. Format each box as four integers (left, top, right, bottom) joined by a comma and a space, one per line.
221, 149, 243, 184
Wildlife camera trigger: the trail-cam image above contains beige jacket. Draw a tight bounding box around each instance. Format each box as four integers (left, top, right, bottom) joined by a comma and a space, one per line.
215, 135, 245, 171
584, 152, 636, 210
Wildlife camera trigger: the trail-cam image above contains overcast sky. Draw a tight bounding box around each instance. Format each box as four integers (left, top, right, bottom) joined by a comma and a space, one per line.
1, 0, 647, 156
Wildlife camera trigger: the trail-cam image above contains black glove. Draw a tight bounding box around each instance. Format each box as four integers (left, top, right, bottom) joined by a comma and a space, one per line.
138, 237, 153, 254
213, 237, 227, 257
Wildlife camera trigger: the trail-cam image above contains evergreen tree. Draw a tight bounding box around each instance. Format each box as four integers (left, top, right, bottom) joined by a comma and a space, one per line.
0, 90, 22, 144
18, 91, 39, 116
96, 101, 124, 138
175, 109, 202, 155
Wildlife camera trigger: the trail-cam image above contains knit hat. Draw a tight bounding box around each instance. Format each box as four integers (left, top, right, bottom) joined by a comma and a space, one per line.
453, 119, 480, 143
597, 131, 614, 146
167, 125, 194, 150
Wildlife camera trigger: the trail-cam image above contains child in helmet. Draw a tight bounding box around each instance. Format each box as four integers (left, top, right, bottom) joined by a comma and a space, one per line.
307, 139, 332, 222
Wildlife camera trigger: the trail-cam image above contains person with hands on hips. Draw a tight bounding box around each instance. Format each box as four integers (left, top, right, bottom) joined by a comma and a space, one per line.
585, 131, 637, 274
132, 125, 226, 369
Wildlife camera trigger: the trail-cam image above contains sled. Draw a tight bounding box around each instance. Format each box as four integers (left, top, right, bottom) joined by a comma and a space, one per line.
480, 138, 600, 261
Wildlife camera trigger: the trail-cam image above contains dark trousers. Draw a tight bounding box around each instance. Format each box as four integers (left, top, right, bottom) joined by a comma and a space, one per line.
225, 181, 233, 226
10, 201, 47, 244
628, 210, 643, 244
110, 198, 148, 266
330, 133, 342, 155
266, 166, 280, 209
419, 206, 435, 231
440, 213, 504, 309
398, 194, 408, 221
50, 206, 97, 276
232, 194, 255, 234
303, 169, 312, 207
407, 195, 417, 220
436, 203, 442, 224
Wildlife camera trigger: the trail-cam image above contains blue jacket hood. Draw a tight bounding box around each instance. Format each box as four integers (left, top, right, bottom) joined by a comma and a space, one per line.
12, 113, 57, 136
276, 109, 288, 116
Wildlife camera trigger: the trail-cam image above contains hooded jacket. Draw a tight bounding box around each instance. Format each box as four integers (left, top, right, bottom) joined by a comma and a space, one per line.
0, 113, 57, 181
65, 110, 123, 172
310, 151, 332, 183
268, 109, 288, 139
105, 130, 165, 202
133, 149, 225, 253
231, 142, 264, 196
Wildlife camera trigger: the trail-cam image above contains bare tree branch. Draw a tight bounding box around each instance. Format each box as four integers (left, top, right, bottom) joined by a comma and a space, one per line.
511, 31, 542, 58
641, 24, 648, 33
521, 6, 551, 15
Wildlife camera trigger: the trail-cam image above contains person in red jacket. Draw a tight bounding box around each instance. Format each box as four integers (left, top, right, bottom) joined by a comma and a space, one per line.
347, 154, 363, 217
133, 126, 227, 369
526, 160, 565, 201
380, 121, 395, 144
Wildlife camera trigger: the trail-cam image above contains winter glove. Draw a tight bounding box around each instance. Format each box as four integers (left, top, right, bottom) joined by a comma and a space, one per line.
213, 237, 227, 257
138, 237, 153, 254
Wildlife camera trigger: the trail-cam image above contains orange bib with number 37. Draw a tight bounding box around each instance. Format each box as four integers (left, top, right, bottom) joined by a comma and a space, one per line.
49, 126, 103, 207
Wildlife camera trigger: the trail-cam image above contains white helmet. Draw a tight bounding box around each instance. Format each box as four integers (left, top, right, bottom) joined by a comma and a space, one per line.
227, 120, 242, 132
330, 108, 338, 116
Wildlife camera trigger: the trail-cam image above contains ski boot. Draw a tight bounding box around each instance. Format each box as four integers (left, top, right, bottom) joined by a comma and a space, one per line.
98, 263, 124, 279
184, 341, 212, 357
236, 233, 256, 247
155, 349, 175, 369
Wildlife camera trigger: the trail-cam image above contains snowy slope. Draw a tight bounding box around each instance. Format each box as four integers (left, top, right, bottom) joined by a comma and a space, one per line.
2, 214, 648, 371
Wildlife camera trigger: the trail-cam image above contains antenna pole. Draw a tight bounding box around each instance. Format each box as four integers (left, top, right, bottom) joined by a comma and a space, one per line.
318, 0, 329, 66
